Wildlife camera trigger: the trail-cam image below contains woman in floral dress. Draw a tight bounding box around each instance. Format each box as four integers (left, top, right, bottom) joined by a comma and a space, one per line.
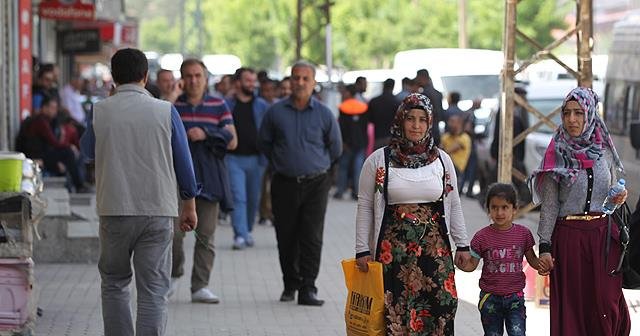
355, 93, 470, 335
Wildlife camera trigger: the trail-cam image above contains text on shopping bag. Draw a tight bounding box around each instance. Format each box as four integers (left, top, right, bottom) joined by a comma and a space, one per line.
342, 258, 385, 336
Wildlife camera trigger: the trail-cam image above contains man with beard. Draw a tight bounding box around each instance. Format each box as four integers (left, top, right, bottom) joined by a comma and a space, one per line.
258, 61, 342, 306
225, 68, 269, 250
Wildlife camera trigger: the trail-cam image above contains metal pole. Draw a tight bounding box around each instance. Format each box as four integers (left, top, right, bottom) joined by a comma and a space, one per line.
577, 0, 593, 88
458, 0, 468, 48
195, 0, 202, 57
499, 0, 516, 183
180, 0, 185, 55
296, 0, 302, 60
323, 0, 333, 85
326, 23, 332, 84
0, 1, 6, 150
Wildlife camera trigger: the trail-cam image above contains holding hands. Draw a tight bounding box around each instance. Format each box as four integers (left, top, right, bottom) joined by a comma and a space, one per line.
537, 253, 554, 276
454, 250, 471, 269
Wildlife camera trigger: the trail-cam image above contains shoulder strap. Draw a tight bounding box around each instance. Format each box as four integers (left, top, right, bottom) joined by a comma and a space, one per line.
383, 147, 390, 205
438, 155, 446, 200
584, 167, 594, 214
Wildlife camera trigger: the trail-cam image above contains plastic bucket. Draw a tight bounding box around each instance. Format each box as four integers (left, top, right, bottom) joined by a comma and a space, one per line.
0, 152, 25, 192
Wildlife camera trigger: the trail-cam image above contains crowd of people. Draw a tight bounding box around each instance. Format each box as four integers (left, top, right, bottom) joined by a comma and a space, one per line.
23, 47, 632, 336
15, 63, 94, 193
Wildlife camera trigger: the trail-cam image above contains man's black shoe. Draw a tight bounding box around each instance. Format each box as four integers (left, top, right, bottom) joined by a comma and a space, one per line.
297, 291, 324, 306
279, 289, 295, 302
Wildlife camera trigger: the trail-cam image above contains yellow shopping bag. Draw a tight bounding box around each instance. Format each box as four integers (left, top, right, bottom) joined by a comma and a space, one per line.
341, 258, 385, 336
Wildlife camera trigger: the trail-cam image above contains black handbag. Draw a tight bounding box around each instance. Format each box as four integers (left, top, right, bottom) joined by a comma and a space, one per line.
609, 202, 640, 289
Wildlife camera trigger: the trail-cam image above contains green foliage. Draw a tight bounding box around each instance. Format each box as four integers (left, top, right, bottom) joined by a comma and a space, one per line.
130, 0, 569, 72
468, 0, 570, 60
515, 0, 570, 60
332, 0, 459, 69
139, 17, 180, 54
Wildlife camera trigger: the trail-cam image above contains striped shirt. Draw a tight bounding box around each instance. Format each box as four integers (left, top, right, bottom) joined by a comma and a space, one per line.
470, 223, 535, 295
174, 93, 234, 131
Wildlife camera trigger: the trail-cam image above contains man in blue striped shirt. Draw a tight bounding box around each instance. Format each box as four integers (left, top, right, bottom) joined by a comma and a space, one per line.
171, 59, 237, 304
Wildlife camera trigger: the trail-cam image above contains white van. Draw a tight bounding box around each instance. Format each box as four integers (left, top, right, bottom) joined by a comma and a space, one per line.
392, 48, 503, 130
393, 48, 503, 100
341, 69, 399, 101
201, 54, 241, 76
522, 55, 608, 82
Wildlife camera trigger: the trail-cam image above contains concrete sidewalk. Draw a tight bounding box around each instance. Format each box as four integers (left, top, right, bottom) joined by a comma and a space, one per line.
33, 196, 639, 335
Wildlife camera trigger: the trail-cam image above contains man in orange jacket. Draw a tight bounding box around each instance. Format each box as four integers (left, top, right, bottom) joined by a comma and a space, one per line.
334, 84, 368, 200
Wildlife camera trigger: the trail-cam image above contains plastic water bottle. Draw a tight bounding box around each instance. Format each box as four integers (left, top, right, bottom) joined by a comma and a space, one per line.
602, 178, 626, 215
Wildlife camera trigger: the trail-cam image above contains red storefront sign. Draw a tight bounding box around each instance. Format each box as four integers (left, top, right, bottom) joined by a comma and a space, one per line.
38, 0, 95, 21
18, 0, 32, 121
73, 20, 138, 47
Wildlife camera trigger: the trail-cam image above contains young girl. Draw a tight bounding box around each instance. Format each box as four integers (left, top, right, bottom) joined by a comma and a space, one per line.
459, 183, 541, 336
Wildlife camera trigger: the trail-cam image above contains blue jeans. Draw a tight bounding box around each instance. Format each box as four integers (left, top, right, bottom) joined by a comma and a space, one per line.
335, 147, 365, 197
461, 143, 477, 195
227, 154, 265, 240
478, 290, 526, 336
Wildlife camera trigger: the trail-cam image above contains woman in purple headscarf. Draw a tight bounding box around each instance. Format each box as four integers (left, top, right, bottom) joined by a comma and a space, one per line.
354, 93, 470, 335
530, 87, 630, 335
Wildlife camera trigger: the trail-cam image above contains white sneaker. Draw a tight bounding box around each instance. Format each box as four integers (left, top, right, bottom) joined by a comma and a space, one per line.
232, 237, 246, 250
167, 278, 179, 298
191, 288, 220, 304
245, 234, 255, 247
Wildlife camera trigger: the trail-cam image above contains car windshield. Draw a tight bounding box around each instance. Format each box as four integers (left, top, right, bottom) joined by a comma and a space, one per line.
527, 98, 563, 133
441, 75, 500, 100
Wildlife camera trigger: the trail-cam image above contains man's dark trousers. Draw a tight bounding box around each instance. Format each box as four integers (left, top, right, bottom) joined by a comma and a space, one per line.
271, 172, 330, 293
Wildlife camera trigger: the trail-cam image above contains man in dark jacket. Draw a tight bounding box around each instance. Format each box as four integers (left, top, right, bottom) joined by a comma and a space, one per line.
170, 59, 237, 304
489, 87, 531, 205
416, 69, 443, 145
368, 78, 398, 150
335, 84, 368, 200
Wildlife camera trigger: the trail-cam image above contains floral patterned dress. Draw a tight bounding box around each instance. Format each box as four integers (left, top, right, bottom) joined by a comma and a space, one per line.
376, 199, 458, 336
